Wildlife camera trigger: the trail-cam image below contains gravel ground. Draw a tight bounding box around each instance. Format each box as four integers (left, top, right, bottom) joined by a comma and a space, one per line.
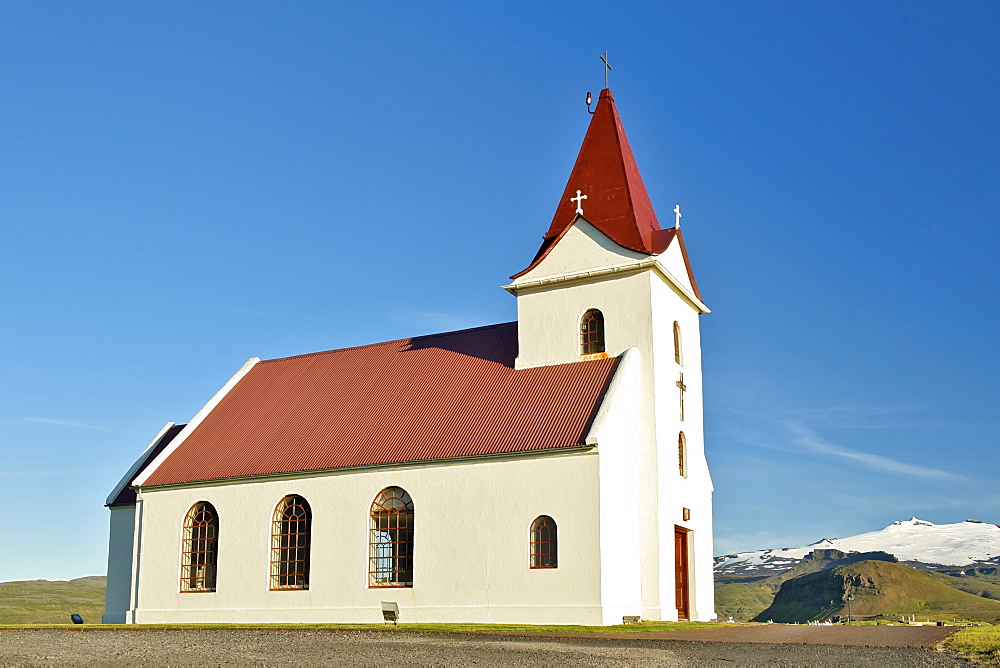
547, 624, 963, 647
0, 629, 969, 666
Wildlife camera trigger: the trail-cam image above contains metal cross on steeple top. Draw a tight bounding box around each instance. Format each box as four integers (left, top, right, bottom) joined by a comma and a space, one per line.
674, 204, 682, 228
571, 190, 588, 216
600, 51, 612, 89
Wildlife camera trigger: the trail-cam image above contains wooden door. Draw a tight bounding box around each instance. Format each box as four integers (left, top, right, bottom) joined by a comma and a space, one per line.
674, 527, 690, 620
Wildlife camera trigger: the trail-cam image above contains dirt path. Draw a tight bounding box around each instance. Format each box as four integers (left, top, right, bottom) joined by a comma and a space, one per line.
0, 628, 969, 666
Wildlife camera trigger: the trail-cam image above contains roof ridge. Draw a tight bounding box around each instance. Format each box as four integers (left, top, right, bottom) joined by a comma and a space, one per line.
260, 321, 517, 363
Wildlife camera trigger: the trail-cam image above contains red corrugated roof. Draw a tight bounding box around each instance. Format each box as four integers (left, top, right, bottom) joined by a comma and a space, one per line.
141, 323, 619, 487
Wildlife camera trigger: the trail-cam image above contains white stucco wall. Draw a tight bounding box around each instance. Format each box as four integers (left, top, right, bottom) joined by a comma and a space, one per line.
508, 219, 715, 621
512, 251, 666, 616
513, 221, 652, 370
132, 452, 611, 625
591, 348, 643, 625
103, 505, 136, 624
649, 272, 716, 621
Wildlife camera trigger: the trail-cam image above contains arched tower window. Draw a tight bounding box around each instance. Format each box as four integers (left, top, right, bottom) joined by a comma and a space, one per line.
270, 495, 312, 590
673, 321, 683, 365
180, 501, 218, 592
369, 486, 414, 587
678, 432, 688, 478
580, 309, 606, 357
530, 515, 558, 568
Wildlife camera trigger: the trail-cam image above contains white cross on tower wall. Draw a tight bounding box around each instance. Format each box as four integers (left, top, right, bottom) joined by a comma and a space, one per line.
676, 372, 687, 421
571, 190, 588, 216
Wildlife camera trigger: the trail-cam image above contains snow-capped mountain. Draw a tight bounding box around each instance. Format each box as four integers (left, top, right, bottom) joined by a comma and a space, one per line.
715, 518, 1000, 576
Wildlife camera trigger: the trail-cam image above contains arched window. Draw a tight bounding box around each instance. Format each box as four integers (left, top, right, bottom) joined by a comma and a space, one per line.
180, 501, 218, 592
678, 432, 688, 478
270, 495, 312, 590
673, 321, 683, 365
580, 309, 605, 357
369, 486, 414, 587
530, 515, 558, 569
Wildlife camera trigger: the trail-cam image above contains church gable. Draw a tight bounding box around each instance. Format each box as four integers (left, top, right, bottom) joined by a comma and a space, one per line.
512, 218, 649, 284
509, 218, 702, 309
137, 323, 620, 487
653, 230, 702, 303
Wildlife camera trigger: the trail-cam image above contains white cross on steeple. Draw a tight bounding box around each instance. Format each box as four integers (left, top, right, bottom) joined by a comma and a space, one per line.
674, 204, 682, 228
571, 190, 588, 216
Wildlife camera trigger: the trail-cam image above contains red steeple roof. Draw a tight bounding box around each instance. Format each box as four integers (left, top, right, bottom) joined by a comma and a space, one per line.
545, 89, 662, 254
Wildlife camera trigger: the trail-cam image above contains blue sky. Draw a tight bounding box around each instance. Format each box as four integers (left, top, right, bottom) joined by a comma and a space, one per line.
1, 2, 997, 581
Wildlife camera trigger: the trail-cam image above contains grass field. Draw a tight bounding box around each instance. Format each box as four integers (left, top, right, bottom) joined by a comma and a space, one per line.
0, 576, 106, 624
944, 625, 1000, 665
0, 576, 724, 631
0, 620, 724, 633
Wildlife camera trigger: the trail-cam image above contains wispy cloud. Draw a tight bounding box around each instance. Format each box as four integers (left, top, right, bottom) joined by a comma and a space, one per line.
0, 470, 51, 478
24, 417, 106, 430
720, 397, 932, 430
783, 403, 920, 418
786, 420, 966, 481
781, 403, 943, 430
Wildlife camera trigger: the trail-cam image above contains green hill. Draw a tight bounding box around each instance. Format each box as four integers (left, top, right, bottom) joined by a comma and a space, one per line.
715, 549, 897, 621
714, 579, 776, 622
929, 569, 1000, 601
755, 560, 1000, 623
0, 576, 106, 624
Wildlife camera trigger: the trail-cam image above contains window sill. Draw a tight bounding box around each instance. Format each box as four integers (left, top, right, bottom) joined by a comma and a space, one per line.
580, 352, 608, 361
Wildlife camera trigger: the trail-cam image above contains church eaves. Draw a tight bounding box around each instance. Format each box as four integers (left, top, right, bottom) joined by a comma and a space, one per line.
139, 323, 619, 487
106, 423, 186, 505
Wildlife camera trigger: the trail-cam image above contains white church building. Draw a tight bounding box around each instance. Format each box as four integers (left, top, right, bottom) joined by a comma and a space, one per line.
104, 87, 716, 626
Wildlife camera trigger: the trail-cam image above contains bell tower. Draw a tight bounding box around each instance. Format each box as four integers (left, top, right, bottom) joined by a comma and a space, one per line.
503, 88, 715, 621
505, 89, 707, 369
